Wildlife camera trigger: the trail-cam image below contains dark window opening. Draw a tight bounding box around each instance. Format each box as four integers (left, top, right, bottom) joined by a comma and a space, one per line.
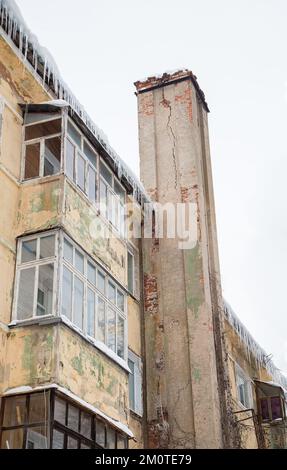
0, 391, 128, 449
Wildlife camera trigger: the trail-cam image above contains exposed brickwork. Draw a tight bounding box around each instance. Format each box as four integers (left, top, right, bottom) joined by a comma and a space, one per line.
175, 85, 193, 122
140, 93, 154, 116
148, 407, 169, 449
144, 274, 158, 315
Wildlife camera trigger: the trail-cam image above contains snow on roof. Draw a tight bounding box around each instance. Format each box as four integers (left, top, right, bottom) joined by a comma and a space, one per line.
224, 300, 287, 390
0, 0, 147, 203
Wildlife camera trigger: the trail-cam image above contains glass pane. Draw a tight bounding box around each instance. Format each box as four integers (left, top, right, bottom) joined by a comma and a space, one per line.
77, 155, 85, 191
67, 436, 78, 449
108, 282, 116, 303
66, 139, 75, 180
1, 429, 24, 449
128, 359, 135, 410
24, 143, 40, 179
67, 121, 81, 147
87, 262, 96, 285
68, 404, 79, 432
52, 429, 64, 449
61, 266, 72, 320
29, 392, 49, 424
81, 442, 92, 449
106, 428, 116, 449
97, 297, 105, 343
100, 180, 107, 217
80, 412, 92, 439
271, 397, 282, 420
128, 252, 134, 293
63, 238, 73, 263
26, 427, 48, 449
25, 119, 61, 140
88, 166, 97, 203
3, 395, 26, 427
260, 398, 269, 420
44, 137, 61, 176
117, 434, 126, 449
17, 267, 35, 320
37, 264, 54, 316
40, 235, 55, 259
87, 288, 95, 338
21, 239, 37, 263
97, 270, 105, 293
117, 290, 125, 312
114, 180, 125, 204
95, 420, 105, 447
84, 141, 97, 167
107, 308, 116, 352
117, 315, 125, 359
54, 397, 66, 425
100, 161, 112, 186
75, 250, 84, 273
108, 192, 115, 225
74, 277, 84, 330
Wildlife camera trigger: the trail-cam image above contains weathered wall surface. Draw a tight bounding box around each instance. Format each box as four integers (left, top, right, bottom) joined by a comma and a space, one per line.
3, 324, 57, 390
57, 324, 129, 424
0, 35, 144, 447
136, 74, 230, 448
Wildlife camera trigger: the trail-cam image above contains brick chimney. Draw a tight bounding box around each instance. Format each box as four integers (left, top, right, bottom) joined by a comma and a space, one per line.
135, 69, 235, 448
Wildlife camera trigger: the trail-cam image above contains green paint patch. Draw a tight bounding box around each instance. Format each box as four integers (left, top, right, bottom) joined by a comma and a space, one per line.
185, 243, 204, 319
71, 354, 84, 376
192, 367, 201, 383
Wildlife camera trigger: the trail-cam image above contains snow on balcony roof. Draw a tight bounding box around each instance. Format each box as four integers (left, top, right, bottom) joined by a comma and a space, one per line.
224, 300, 287, 391
0, 0, 147, 203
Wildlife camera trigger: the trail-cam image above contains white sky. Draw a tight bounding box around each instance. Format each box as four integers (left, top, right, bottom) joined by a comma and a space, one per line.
16, 0, 287, 373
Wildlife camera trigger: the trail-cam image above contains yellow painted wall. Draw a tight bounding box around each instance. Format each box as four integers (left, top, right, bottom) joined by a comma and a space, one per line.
0, 35, 144, 446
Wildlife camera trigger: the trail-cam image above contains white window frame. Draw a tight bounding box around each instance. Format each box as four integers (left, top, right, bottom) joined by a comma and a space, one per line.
59, 232, 128, 361
12, 229, 128, 363
128, 350, 143, 417
65, 117, 126, 238
235, 364, 253, 409
13, 230, 59, 321
22, 115, 64, 181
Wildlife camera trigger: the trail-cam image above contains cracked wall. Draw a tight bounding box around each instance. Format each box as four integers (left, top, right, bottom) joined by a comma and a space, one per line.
137, 73, 231, 448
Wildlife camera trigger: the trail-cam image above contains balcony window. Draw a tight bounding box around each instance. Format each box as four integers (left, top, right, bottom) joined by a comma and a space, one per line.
0, 391, 128, 449
13, 230, 127, 361
65, 118, 126, 237
23, 117, 62, 180
15, 233, 57, 321
235, 365, 252, 409
128, 350, 143, 416
61, 234, 127, 360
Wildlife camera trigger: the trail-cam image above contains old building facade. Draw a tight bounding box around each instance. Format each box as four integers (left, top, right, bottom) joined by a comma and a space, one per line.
0, 0, 286, 449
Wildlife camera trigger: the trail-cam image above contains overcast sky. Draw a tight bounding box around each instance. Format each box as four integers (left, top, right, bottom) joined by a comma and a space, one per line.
16, 0, 287, 373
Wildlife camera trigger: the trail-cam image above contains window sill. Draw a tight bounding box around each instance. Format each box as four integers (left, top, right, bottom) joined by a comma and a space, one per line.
21, 173, 63, 186
129, 409, 143, 421
9, 315, 131, 374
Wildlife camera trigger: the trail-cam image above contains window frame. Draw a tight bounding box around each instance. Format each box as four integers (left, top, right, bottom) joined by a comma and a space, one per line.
128, 350, 143, 417
13, 230, 59, 322
22, 115, 65, 181
235, 364, 253, 409
12, 229, 128, 363
59, 232, 127, 361
0, 391, 128, 449
65, 117, 126, 238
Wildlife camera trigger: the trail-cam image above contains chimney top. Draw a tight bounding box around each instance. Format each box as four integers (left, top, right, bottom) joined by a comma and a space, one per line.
134, 69, 209, 112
